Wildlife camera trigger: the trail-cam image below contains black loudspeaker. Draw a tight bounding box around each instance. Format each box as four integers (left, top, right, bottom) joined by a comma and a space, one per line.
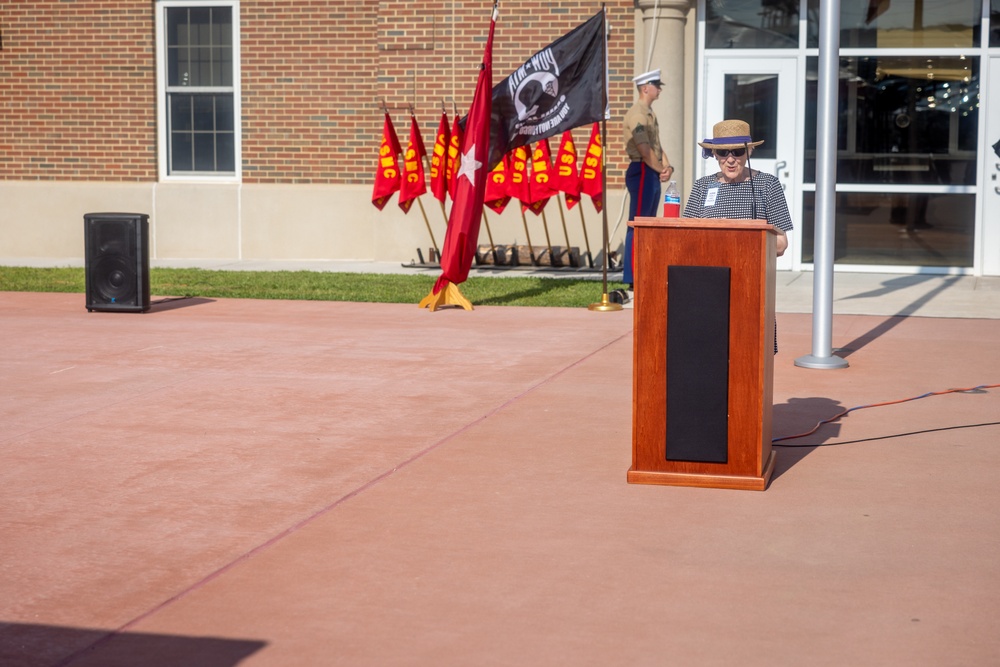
84, 212, 151, 313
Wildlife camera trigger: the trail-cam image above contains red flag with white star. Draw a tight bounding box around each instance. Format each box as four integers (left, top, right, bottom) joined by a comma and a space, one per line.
432, 9, 495, 294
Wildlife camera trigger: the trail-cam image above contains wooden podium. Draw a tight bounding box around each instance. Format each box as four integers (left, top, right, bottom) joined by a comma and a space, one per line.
628, 217, 778, 491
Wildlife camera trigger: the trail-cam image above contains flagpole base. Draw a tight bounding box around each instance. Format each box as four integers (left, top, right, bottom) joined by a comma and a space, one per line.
588, 293, 623, 312
419, 281, 474, 312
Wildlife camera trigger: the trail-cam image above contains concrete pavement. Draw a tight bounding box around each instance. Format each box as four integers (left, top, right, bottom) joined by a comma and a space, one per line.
1, 261, 999, 666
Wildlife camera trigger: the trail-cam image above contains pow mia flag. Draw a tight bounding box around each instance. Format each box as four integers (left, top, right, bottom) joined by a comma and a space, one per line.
481, 10, 607, 172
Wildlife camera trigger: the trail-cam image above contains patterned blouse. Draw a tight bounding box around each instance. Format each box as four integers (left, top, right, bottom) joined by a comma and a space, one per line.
683, 171, 794, 232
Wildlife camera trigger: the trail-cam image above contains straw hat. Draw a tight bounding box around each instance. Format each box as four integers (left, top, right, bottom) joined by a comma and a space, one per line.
697, 119, 765, 150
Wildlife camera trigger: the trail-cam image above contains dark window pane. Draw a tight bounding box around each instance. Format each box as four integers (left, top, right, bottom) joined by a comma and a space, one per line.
171, 133, 193, 172
167, 47, 184, 86
213, 8, 233, 46
193, 47, 213, 86
218, 47, 234, 86
190, 8, 212, 44
215, 96, 234, 131
992, 0, 1000, 45
723, 73, 777, 159
706, 0, 799, 49
166, 8, 186, 47
170, 94, 193, 131
194, 133, 216, 171
193, 96, 215, 131
216, 133, 236, 172
804, 56, 979, 186
802, 192, 975, 267
808, 0, 982, 49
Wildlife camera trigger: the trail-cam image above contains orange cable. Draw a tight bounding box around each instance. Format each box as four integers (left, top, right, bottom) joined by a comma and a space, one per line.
771, 383, 1000, 443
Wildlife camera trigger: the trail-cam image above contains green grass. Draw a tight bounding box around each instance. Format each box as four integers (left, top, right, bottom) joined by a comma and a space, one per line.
0, 266, 627, 308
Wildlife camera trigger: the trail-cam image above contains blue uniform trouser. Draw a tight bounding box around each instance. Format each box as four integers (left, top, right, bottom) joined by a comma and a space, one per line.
623, 161, 661, 286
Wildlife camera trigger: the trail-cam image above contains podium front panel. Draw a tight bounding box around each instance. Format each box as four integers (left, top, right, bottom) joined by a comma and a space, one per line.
665, 265, 730, 463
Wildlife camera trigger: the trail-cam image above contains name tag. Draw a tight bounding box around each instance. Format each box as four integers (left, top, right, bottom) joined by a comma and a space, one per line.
704, 187, 719, 207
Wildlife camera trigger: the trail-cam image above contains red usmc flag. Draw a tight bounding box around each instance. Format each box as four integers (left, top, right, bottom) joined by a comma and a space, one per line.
554, 130, 581, 209
526, 139, 557, 215
508, 145, 531, 212
371, 112, 402, 210
445, 114, 464, 201
579, 122, 603, 212
484, 155, 512, 214
398, 115, 427, 213
429, 112, 450, 203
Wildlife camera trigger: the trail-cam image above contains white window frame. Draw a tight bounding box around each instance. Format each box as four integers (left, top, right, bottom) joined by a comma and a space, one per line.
155, 0, 242, 182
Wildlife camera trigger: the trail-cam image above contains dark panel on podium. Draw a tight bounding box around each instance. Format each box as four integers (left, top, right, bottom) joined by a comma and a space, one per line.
665, 265, 730, 463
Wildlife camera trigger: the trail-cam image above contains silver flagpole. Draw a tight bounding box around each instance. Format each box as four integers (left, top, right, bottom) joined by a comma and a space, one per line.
795, 0, 848, 370
589, 5, 621, 312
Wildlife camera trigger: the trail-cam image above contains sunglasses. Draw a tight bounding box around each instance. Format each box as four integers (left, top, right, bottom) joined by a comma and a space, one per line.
713, 148, 747, 158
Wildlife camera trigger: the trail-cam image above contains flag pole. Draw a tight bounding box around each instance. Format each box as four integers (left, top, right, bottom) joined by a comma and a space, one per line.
575, 201, 595, 268
408, 104, 445, 261
481, 211, 500, 265
414, 197, 439, 262
539, 207, 557, 266
588, 119, 621, 311
519, 208, 538, 266
555, 196, 578, 267
589, 6, 620, 311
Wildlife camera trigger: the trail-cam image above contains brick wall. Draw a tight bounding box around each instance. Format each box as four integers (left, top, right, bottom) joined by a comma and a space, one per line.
1, 0, 633, 187
0, 0, 157, 180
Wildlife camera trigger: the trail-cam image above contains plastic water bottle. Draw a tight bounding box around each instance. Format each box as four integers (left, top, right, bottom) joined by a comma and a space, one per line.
663, 180, 680, 217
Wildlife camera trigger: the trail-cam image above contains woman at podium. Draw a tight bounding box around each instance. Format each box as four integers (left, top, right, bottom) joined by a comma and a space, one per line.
684, 120, 792, 353
683, 120, 792, 257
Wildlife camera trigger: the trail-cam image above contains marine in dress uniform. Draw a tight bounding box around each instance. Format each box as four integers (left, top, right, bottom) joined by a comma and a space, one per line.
623, 69, 674, 289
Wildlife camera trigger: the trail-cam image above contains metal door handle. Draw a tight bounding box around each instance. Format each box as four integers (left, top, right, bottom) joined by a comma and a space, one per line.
774, 161, 789, 190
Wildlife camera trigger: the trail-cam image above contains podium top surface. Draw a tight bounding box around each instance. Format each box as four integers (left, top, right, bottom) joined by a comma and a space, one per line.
631, 217, 776, 233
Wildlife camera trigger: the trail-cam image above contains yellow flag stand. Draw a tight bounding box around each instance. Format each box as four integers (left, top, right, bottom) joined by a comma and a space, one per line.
419, 280, 473, 312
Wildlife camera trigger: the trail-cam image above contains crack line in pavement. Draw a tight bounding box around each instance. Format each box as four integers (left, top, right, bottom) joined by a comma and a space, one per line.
53, 329, 632, 667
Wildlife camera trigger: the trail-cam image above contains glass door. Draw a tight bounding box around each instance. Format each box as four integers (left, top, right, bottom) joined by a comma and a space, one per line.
983, 57, 1000, 276
704, 57, 800, 270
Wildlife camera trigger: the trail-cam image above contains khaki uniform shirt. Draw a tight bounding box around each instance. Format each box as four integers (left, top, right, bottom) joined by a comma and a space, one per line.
623, 100, 663, 163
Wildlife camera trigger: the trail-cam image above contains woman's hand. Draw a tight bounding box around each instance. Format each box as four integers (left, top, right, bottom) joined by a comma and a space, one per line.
775, 228, 788, 257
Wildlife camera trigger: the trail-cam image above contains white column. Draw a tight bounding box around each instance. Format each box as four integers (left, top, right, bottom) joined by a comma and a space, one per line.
633, 0, 692, 175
